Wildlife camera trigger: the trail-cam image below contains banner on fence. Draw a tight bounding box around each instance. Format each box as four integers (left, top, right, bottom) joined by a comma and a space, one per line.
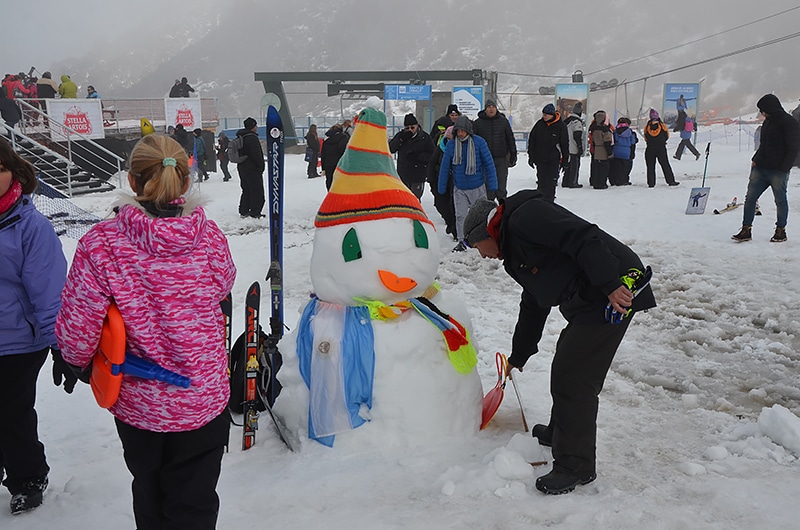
45, 99, 105, 141
165, 98, 203, 130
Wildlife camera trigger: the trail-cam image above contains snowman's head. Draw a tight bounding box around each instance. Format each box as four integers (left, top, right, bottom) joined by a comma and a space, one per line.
311, 217, 440, 306
311, 106, 440, 305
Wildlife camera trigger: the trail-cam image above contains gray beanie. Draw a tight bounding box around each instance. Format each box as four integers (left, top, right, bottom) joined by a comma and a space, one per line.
463, 199, 497, 247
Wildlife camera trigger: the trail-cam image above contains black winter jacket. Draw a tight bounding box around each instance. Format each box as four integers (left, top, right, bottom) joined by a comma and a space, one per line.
321, 128, 348, 177
753, 94, 800, 173
527, 114, 569, 165
236, 129, 265, 173
499, 190, 656, 367
473, 110, 517, 160
389, 129, 434, 184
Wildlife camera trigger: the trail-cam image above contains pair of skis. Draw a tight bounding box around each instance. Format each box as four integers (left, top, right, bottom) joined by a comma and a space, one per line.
222, 106, 290, 451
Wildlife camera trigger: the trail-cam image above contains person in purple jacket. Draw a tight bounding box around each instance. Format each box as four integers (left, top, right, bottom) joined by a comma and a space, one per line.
0, 137, 69, 515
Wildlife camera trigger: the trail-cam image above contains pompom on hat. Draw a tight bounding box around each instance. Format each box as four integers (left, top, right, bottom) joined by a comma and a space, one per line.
315, 107, 433, 228
649, 108, 660, 120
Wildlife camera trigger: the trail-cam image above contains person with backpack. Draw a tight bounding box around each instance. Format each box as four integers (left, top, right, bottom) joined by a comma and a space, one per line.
216, 131, 232, 182
609, 117, 637, 186
0, 138, 68, 515
55, 134, 236, 529
236, 117, 265, 218
643, 109, 679, 187
673, 116, 700, 160
193, 128, 209, 182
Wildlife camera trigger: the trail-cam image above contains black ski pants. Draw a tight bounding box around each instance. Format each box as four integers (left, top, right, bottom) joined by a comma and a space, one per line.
645, 146, 677, 187
0, 348, 50, 494
561, 153, 581, 187
547, 317, 632, 474
534, 159, 560, 202
115, 410, 230, 530
237, 168, 265, 217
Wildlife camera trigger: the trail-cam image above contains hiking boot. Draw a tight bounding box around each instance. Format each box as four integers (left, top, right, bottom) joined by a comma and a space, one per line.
532, 424, 553, 447
452, 241, 467, 252
668, 181, 680, 186
535, 466, 596, 495
731, 225, 752, 242
10, 477, 48, 515
770, 227, 787, 243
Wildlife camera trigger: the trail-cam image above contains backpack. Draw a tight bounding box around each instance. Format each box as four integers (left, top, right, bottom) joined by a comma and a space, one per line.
228, 326, 282, 414
227, 135, 247, 163
685, 119, 696, 133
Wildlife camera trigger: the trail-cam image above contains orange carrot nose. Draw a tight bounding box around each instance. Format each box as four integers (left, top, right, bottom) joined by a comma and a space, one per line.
378, 269, 417, 293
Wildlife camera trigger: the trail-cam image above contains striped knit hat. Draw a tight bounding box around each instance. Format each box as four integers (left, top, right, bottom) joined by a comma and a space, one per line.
315, 107, 432, 227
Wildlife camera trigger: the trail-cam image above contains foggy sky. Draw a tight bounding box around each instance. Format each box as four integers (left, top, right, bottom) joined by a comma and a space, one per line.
4, 0, 800, 122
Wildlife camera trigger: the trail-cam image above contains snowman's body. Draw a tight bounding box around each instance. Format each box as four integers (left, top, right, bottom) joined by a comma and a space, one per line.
274, 217, 483, 449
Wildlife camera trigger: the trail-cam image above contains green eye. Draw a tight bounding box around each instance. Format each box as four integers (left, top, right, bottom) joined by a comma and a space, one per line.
342, 227, 362, 262
413, 220, 428, 249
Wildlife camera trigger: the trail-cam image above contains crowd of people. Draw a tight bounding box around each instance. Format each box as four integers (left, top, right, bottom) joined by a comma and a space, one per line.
298, 99, 733, 252
1, 71, 201, 132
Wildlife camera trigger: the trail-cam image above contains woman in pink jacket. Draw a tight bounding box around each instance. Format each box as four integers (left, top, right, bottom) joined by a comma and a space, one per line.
56, 134, 236, 529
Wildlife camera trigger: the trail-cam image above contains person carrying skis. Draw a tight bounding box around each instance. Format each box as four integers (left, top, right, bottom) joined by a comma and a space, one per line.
0, 137, 68, 515
461, 193, 656, 495
55, 134, 236, 529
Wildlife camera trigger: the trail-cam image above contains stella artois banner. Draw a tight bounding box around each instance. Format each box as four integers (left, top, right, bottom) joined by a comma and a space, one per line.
165, 98, 202, 130
45, 99, 105, 141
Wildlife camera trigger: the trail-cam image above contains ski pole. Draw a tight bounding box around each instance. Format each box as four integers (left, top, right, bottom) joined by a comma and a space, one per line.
701, 142, 710, 188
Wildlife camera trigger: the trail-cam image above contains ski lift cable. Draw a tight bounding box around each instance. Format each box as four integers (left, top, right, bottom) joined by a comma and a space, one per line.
585, 5, 800, 77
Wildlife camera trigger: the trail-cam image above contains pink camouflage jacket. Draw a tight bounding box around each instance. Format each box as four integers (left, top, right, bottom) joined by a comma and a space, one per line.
56, 200, 236, 432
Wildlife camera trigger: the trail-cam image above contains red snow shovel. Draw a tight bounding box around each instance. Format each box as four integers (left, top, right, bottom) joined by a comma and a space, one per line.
481, 352, 508, 429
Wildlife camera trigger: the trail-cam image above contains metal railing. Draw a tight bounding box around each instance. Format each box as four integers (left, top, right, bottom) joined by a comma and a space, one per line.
10, 99, 127, 195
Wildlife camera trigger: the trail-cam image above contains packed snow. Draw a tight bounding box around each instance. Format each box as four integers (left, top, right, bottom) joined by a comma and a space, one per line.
5, 118, 800, 529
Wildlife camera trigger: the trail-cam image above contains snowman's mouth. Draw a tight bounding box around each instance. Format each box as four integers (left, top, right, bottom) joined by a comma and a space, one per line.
378, 269, 417, 293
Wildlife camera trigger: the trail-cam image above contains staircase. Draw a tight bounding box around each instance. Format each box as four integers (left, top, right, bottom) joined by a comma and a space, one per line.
4, 100, 127, 197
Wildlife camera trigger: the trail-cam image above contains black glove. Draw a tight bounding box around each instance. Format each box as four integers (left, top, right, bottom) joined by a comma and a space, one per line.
508, 153, 517, 168
51, 348, 78, 394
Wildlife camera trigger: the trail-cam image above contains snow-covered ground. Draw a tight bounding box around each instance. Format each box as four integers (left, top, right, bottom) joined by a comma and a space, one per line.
5, 120, 800, 529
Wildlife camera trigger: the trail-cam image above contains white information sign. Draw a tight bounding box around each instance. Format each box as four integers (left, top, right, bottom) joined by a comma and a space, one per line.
165, 98, 203, 130
45, 99, 105, 141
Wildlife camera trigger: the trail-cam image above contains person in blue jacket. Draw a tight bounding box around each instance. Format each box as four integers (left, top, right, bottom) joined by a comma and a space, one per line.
609, 117, 637, 185
0, 137, 70, 515
438, 115, 498, 251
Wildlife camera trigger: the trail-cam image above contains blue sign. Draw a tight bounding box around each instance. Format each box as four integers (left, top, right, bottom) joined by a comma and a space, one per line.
384, 84, 431, 101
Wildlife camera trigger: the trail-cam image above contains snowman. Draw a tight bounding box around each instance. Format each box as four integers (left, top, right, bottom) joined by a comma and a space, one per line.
274, 107, 483, 449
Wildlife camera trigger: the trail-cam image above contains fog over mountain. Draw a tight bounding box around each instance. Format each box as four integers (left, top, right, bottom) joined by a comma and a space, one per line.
11, 0, 800, 128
